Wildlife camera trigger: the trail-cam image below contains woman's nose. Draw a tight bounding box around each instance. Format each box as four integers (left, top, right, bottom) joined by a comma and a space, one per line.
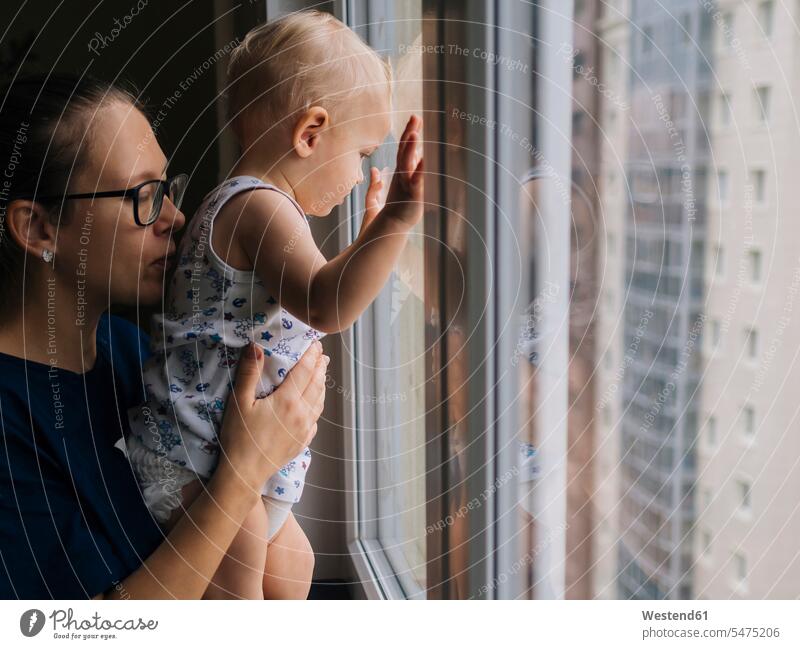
153, 196, 186, 234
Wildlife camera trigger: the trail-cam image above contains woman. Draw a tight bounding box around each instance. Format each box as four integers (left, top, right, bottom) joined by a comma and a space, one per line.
0, 74, 328, 599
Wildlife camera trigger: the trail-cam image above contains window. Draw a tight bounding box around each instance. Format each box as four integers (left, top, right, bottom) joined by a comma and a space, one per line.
717, 169, 729, 204
343, 0, 426, 600
701, 530, 712, 556
642, 25, 654, 54
679, 12, 691, 44
710, 319, 721, 348
748, 250, 762, 283
331, 0, 800, 602
573, 50, 586, 77
606, 50, 620, 79
742, 405, 756, 440
737, 479, 752, 514
718, 11, 734, 49
733, 552, 748, 587
572, 109, 585, 133
706, 415, 717, 446
713, 244, 725, 277
744, 327, 759, 360
754, 85, 771, 123
752, 169, 766, 203
719, 91, 732, 126
759, 1, 775, 38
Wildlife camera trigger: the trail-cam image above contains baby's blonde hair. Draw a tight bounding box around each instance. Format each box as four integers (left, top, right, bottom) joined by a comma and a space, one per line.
227, 10, 392, 142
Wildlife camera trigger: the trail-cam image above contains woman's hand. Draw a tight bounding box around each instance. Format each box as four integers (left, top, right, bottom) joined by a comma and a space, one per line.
101, 343, 327, 600
216, 341, 328, 498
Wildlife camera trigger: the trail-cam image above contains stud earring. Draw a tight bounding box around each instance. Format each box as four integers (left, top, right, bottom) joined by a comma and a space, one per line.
41, 249, 54, 263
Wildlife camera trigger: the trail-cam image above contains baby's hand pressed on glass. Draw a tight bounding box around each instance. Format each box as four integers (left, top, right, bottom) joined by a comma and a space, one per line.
363, 115, 424, 231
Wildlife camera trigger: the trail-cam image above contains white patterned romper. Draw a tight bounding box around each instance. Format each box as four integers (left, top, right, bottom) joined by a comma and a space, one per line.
126, 176, 324, 531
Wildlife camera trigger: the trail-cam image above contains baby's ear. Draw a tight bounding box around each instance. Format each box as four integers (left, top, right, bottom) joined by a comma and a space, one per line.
292, 106, 329, 158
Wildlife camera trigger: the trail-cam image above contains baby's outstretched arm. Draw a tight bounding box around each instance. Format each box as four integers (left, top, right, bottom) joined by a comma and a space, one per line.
234, 115, 424, 333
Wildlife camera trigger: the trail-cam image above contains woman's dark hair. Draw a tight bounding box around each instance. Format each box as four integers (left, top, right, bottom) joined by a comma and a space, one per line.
0, 74, 143, 304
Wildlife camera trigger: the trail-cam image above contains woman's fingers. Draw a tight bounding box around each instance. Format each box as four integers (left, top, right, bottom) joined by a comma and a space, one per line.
301, 355, 328, 416
280, 341, 323, 400
230, 343, 265, 410
307, 423, 318, 445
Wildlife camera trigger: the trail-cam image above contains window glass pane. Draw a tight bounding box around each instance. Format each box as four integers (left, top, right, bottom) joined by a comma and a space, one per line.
353, 0, 425, 597
562, 0, 800, 600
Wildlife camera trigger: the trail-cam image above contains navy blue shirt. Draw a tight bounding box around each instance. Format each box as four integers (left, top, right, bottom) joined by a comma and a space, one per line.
0, 314, 165, 598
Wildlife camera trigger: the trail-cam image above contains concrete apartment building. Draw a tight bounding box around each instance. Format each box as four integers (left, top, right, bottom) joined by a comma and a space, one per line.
693, 0, 800, 599
592, 0, 800, 600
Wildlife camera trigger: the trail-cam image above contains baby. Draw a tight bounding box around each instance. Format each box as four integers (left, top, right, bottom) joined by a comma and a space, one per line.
125, 10, 423, 599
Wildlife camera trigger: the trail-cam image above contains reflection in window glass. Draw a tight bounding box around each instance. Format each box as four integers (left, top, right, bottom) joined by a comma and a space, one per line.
565, 0, 800, 600
353, 0, 425, 597
754, 86, 771, 123
759, 0, 774, 37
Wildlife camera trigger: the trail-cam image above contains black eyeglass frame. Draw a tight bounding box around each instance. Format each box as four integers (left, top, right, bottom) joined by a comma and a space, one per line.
28, 173, 188, 226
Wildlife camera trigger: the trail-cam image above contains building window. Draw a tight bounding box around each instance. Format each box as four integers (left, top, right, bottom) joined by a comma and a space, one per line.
572, 109, 585, 134
749, 249, 762, 283
703, 487, 713, 511
572, 50, 585, 78
607, 50, 619, 79
742, 405, 755, 440
710, 318, 721, 347
754, 86, 771, 123
733, 552, 748, 587
701, 530, 712, 556
706, 415, 717, 446
737, 479, 752, 514
719, 11, 734, 49
719, 91, 732, 126
642, 25, 654, 54
717, 169, 729, 204
679, 12, 691, 44
714, 245, 725, 277
759, 0, 775, 38
752, 169, 766, 203
744, 327, 759, 360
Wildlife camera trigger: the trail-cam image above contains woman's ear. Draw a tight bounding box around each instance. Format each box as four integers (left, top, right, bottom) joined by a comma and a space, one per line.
292, 106, 329, 159
4, 199, 58, 261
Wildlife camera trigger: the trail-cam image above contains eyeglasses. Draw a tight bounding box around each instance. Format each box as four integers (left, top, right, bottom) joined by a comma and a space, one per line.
32, 173, 188, 226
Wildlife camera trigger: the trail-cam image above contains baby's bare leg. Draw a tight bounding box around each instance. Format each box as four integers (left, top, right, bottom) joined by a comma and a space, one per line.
262, 511, 315, 599
165, 479, 269, 600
